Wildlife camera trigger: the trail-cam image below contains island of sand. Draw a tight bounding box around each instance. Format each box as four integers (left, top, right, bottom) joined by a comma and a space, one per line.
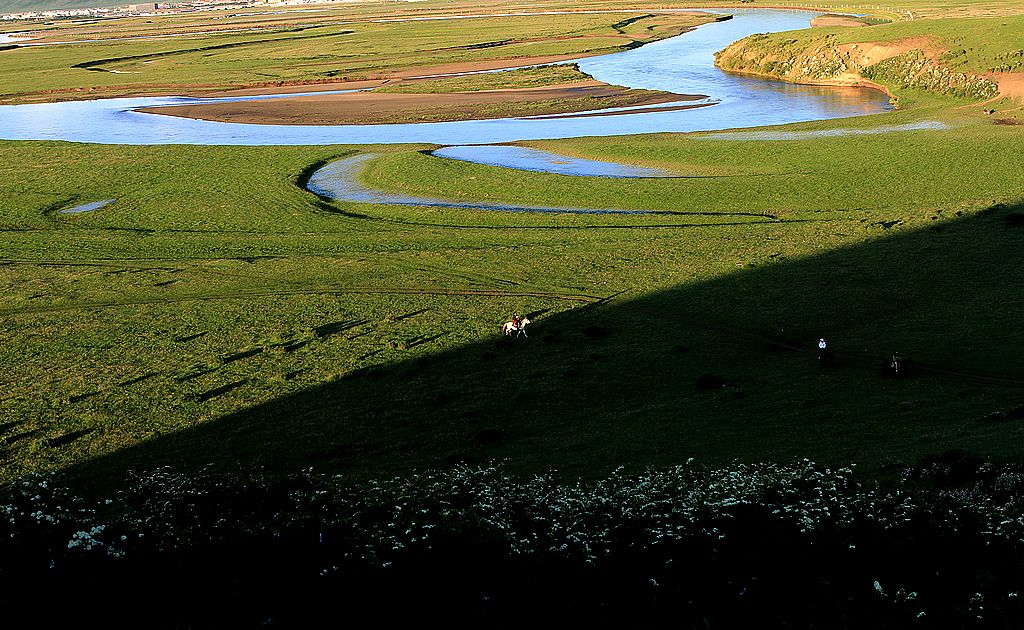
137, 61, 706, 126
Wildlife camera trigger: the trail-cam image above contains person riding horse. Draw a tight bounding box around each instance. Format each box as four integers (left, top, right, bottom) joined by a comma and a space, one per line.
502, 314, 531, 337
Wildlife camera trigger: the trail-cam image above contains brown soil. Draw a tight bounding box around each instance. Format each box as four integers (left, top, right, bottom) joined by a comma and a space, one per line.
990, 72, 1024, 100
139, 81, 702, 126
837, 36, 942, 67
810, 16, 865, 28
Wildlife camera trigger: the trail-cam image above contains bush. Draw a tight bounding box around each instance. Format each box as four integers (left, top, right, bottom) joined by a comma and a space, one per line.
4, 461, 1024, 625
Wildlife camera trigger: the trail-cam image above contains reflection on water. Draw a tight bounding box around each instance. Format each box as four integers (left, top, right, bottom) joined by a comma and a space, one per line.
0, 33, 32, 44
432, 145, 672, 177
0, 10, 893, 146
306, 154, 647, 214
60, 199, 115, 214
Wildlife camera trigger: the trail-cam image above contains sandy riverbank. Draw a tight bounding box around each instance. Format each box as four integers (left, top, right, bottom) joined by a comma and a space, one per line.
139, 79, 703, 126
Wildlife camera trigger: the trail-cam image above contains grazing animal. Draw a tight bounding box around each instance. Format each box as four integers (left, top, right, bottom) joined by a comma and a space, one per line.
501, 317, 531, 337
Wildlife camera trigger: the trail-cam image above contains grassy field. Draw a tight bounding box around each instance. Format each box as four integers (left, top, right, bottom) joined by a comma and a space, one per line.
0, 8, 713, 102
3, 107, 1024, 489
2, 0, 1024, 492
375, 64, 594, 93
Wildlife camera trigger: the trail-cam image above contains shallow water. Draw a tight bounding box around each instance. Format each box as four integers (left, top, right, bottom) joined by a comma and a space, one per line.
432, 145, 672, 177
307, 154, 647, 214
0, 33, 32, 44
0, 9, 892, 146
699, 120, 949, 141
60, 199, 115, 214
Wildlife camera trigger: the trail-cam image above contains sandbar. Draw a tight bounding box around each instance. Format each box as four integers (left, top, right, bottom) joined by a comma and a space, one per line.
139, 80, 704, 126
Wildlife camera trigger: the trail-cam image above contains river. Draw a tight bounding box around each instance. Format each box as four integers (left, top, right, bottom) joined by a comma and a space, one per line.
0, 9, 891, 146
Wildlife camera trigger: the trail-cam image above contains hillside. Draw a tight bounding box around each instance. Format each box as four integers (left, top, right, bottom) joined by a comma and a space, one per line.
715, 14, 1024, 107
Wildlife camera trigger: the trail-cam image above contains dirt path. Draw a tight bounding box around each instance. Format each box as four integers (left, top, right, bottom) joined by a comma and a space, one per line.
991, 72, 1024, 100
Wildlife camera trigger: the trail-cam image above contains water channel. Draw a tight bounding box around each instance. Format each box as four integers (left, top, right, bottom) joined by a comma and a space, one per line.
0, 9, 892, 146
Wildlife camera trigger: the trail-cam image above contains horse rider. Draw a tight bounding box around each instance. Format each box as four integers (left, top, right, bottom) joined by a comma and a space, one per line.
512, 313, 521, 330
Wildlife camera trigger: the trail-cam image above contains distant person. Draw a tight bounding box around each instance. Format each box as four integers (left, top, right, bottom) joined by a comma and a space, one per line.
818, 337, 832, 368
512, 313, 521, 329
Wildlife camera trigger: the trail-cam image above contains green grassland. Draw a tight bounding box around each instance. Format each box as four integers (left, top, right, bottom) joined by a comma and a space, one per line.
3, 1, 1024, 491
3, 106, 1024, 488
375, 64, 593, 93
0, 10, 712, 102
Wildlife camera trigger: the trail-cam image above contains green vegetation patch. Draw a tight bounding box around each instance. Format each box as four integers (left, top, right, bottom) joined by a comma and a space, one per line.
376, 63, 593, 94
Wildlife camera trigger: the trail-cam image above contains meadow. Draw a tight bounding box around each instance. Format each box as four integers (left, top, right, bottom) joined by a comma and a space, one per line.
0, 6, 713, 102
0, 0, 1023, 495
1, 106, 1022, 489
4, 2, 1024, 624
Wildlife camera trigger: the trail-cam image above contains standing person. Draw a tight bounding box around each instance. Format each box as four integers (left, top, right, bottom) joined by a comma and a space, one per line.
818, 337, 832, 368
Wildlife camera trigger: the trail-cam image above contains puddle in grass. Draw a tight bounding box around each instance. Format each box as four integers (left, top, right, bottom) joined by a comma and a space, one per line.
60, 199, 115, 214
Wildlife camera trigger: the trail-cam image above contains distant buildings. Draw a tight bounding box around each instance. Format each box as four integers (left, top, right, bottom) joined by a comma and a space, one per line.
1, 0, 409, 21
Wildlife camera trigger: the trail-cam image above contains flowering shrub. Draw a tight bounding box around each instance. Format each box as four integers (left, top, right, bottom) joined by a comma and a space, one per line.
3, 459, 1024, 625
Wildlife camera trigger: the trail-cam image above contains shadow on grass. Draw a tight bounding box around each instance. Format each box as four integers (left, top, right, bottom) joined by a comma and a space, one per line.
68, 201, 1024, 489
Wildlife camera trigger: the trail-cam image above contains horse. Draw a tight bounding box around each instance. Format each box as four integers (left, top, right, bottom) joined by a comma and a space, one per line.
501, 317, 531, 337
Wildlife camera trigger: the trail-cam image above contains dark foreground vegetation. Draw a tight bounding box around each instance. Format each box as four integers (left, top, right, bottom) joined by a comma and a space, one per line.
4, 454, 1024, 627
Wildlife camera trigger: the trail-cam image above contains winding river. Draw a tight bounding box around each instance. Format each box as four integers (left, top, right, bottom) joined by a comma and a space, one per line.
0, 9, 891, 146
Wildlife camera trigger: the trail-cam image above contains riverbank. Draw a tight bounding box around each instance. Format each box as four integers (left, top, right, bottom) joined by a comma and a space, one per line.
139, 80, 702, 126
713, 14, 1024, 111
131, 29, 711, 126
0, 11, 893, 145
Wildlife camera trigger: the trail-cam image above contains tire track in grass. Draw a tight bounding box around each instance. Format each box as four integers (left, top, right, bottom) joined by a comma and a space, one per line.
71, 29, 355, 72
0, 286, 605, 316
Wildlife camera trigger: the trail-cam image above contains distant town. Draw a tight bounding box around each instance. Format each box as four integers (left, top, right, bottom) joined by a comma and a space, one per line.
1, 0, 370, 22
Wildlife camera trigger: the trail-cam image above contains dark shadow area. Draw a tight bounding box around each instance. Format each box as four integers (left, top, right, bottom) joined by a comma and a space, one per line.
68, 202, 1024, 489
46, 428, 95, 448
221, 348, 264, 364
198, 380, 248, 403
118, 372, 160, 387
174, 331, 208, 343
